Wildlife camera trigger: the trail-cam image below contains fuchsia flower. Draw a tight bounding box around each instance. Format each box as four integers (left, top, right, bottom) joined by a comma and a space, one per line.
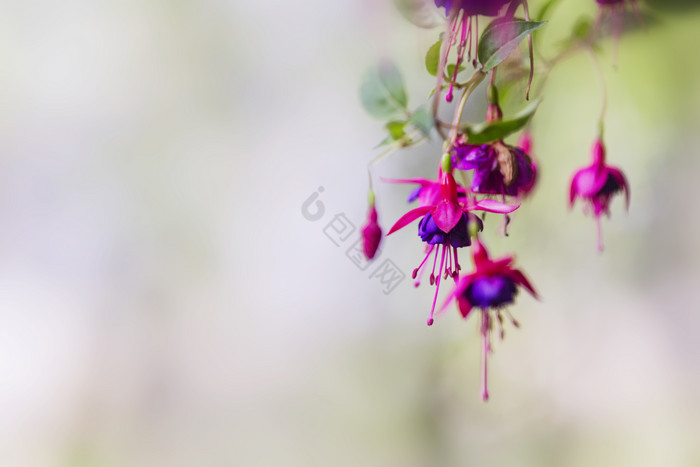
434, 0, 513, 102
361, 205, 382, 260
594, 0, 641, 61
441, 239, 537, 401
387, 171, 518, 326
452, 136, 537, 199
569, 139, 629, 251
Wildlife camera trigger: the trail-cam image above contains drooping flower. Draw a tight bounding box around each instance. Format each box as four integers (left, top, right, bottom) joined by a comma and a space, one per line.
441, 239, 538, 401
361, 205, 382, 260
387, 171, 518, 325
594, 0, 642, 62
452, 137, 537, 199
384, 174, 483, 284
433, 0, 514, 102
569, 139, 630, 252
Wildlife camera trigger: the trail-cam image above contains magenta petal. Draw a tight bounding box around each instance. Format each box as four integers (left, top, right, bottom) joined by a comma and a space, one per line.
569, 175, 579, 207
386, 206, 433, 235
439, 275, 474, 315
572, 166, 608, 198
456, 297, 473, 319
380, 177, 432, 186
470, 199, 519, 214
505, 268, 538, 299
432, 201, 463, 233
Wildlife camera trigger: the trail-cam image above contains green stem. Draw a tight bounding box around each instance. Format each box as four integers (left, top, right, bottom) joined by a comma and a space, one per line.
449, 70, 486, 144
585, 47, 608, 134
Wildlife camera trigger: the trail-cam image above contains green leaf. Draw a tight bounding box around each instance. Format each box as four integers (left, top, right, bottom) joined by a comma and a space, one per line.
385, 121, 407, 140
359, 61, 409, 120
425, 40, 442, 76
477, 19, 546, 72
394, 0, 443, 28
446, 63, 465, 78
465, 98, 541, 144
408, 105, 434, 137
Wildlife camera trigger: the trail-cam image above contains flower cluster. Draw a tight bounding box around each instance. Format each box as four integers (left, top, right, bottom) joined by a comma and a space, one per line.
359, 0, 633, 400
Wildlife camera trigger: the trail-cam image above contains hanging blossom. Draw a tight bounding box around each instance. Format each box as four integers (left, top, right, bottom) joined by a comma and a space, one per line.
440, 238, 537, 401
383, 174, 484, 285
452, 136, 537, 199
387, 170, 518, 326
434, 0, 514, 102
569, 138, 629, 251
451, 101, 537, 201
594, 0, 642, 62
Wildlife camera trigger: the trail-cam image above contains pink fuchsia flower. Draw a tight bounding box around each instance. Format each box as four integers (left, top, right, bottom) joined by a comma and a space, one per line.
452, 137, 537, 199
387, 172, 518, 326
441, 239, 538, 401
361, 205, 382, 260
569, 139, 630, 252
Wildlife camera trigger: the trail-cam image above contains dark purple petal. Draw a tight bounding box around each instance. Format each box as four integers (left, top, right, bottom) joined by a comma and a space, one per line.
512, 148, 537, 195
464, 275, 518, 308
452, 144, 493, 171
418, 212, 471, 247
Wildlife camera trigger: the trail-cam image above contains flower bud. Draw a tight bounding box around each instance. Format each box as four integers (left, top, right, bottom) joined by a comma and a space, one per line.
361, 205, 382, 260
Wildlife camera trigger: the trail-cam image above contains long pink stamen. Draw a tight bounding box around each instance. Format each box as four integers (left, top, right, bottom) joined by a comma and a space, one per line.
442, 14, 459, 103
474, 16, 479, 65
413, 245, 435, 286
466, 18, 473, 60
445, 245, 453, 278
429, 244, 440, 285
427, 245, 447, 326
453, 247, 461, 279
480, 311, 490, 401
596, 216, 604, 253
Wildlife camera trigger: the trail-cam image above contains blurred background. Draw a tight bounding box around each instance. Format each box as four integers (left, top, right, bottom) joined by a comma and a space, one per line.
0, 0, 699, 465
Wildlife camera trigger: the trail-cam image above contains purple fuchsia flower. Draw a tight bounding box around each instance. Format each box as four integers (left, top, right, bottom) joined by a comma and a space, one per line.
452, 136, 537, 199
434, 0, 513, 102
387, 171, 518, 326
569, 139, 630, 252
440, 239, 538, 401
